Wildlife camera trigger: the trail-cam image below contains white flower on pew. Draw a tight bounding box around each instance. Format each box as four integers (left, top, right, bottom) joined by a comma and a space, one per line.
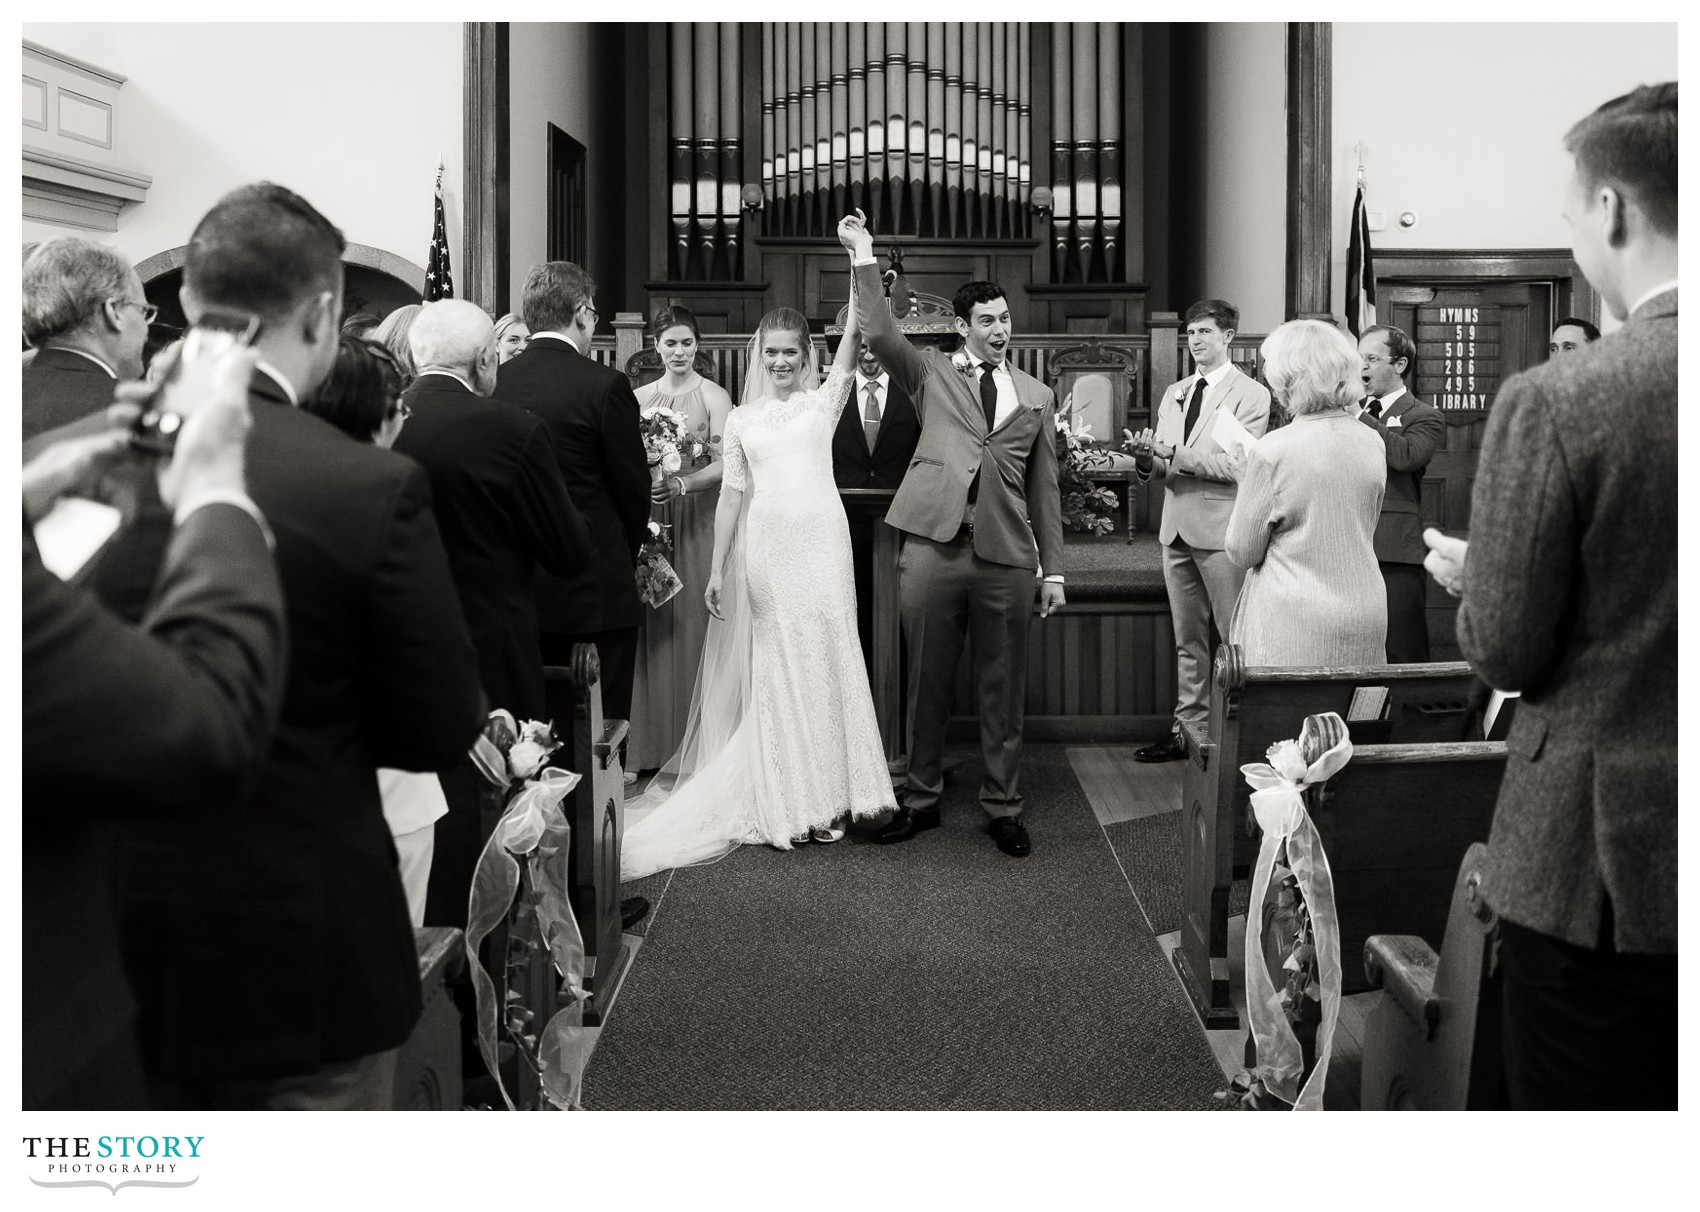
1263, 739, 1309, 784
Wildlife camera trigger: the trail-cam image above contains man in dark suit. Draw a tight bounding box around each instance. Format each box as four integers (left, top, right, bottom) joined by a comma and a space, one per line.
1357, 323, 1445, 663
1425, 83, 1676, 1109
116, 182, 486, 1110
24, 345, 286, 1109
21, 238, 173, 623
21, 237, 152, 448
495, 262, 650, 756
831, 337, 920, 662
394, 298, 591, 927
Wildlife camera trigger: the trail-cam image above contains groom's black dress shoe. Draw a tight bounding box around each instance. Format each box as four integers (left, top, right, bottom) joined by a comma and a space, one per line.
874, 807, 940, 844
1134, 733, 1187, 763
988, 816, 1031, 858
620, 896, 651, 931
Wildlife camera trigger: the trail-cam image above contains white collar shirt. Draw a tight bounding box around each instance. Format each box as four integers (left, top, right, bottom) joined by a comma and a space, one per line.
255, 359, 299, 406
1629, 279, 1679, 318
46, 346, 118, 378
856, 371, 890, 419
972, 358, 1020, 429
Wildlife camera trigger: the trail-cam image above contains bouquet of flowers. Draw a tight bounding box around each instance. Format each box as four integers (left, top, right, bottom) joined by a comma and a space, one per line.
636, 406, 706, 609
636, 518, 683, 608
1054, 395, 1123, 536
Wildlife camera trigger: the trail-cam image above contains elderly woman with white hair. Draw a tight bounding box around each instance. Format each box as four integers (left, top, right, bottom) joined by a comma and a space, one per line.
1225, 319, 1388, 665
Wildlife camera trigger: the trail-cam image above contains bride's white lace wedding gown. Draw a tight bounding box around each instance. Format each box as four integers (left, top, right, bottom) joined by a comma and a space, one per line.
620, 365, 896, 879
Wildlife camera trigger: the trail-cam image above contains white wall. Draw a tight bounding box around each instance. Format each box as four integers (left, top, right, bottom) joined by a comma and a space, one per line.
22, 22, 463, 286
1330, 22, 1676, 316
1202, 22, 1287, 333
507, 22, 591, 315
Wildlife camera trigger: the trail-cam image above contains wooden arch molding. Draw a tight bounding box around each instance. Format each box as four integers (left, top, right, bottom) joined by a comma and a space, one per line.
134, 242, 428, 295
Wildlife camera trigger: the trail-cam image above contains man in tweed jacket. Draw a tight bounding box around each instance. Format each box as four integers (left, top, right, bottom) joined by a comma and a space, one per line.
1425, 83, 1676, 1109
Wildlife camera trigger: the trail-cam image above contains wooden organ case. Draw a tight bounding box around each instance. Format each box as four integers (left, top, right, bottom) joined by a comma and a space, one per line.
643, 23, 1172, 335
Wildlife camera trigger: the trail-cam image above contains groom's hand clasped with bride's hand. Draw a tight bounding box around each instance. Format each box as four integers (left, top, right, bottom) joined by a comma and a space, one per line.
838, 209, 874, 260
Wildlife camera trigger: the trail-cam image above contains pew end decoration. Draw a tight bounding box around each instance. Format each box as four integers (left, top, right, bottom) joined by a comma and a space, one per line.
466, 708, 590, 1110
1219, 711, 1351, 1111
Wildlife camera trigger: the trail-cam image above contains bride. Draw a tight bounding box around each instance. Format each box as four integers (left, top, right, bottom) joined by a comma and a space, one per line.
620, 285, 897, 880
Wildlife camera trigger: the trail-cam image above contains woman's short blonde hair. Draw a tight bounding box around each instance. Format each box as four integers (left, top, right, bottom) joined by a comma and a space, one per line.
1259, 319, 1363, 416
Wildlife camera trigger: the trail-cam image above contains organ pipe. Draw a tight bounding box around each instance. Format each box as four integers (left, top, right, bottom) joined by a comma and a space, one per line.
671, 21, 1139, 278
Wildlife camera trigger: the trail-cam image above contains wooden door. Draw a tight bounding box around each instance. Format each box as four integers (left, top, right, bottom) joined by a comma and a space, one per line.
1382, 279, 1556, 658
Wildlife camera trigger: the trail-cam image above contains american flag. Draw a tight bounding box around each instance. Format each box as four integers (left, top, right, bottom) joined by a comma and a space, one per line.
1345, 181, 1375, 337
426, 165, 454, 301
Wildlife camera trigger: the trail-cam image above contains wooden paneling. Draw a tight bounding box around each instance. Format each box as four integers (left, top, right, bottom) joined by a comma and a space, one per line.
946, 600, 1174, 741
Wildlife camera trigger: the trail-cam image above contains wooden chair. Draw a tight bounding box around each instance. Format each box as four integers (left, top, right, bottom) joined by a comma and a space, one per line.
1360, 842, 1505, 1109
1174, 645, 1479, 1027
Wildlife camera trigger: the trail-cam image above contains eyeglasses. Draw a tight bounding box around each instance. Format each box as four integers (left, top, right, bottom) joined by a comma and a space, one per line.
581, 303, 600, 328
114, 298, 160, 325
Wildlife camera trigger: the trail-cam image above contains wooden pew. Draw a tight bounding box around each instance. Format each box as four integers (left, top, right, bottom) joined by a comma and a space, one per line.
1304, 740, 1506, 995
544, 644, 632, 1028
1174, 646, 1479, 1027
392, 926, 465, 1109
1359, 842, 1505, 1110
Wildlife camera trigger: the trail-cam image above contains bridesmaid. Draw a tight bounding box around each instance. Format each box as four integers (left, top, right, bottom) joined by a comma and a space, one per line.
628, 304, 733, 773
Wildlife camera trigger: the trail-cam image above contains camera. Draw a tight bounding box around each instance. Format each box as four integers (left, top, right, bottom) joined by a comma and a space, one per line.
130, 310, 261, 456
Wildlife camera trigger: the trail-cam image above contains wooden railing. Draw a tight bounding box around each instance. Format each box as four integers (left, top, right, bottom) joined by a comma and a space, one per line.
594, 309, 1267, 437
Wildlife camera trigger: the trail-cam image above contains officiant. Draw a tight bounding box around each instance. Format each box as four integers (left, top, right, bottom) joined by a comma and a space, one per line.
830, 335, 920, 663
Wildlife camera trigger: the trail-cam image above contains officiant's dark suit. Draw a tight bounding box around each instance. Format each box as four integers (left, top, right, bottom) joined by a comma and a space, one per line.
832, 350, 920, 660
853, 259, 1064, 840
393, 371, 591, 925
496, 334, 650, 734
118, 369, 486, 1095
24, 504, 285, 1109
1357, 324, 1446, 663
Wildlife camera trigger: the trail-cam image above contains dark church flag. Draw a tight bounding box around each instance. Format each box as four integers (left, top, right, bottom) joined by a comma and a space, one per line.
1346, 182, 1375, 337
426, 165, 454, 302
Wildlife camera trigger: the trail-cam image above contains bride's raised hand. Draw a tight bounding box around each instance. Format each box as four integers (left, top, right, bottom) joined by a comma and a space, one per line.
705, 571, 724, 621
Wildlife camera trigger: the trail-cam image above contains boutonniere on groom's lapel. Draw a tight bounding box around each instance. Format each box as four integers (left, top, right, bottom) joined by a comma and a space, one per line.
949, 350, 976, 384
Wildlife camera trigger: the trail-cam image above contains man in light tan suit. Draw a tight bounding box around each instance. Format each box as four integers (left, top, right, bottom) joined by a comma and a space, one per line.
1129, 299, 1271, 761
840, 212, 1065, 858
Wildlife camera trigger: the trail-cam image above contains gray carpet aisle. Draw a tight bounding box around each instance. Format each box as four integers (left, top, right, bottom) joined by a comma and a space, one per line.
585, 747, 1226, 1110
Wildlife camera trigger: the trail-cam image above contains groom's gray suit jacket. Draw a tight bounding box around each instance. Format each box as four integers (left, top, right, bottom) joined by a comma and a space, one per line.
853, 260, 1064, 574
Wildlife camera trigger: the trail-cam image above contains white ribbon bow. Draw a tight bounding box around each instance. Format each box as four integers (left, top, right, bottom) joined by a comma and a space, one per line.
1239, 713, 1352, 1110
465, 766, 590, 1110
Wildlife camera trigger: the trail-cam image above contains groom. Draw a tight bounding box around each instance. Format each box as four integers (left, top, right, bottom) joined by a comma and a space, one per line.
841, 213, 1065, 858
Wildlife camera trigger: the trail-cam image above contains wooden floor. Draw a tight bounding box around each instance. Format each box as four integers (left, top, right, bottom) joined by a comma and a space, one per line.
1069, 745, 1380, 1110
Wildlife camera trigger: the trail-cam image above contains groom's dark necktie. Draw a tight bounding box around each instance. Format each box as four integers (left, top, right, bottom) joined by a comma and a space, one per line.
1182, 377, 1208, 443
967, 363, 999, 506
1365, 395, 1383, 419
